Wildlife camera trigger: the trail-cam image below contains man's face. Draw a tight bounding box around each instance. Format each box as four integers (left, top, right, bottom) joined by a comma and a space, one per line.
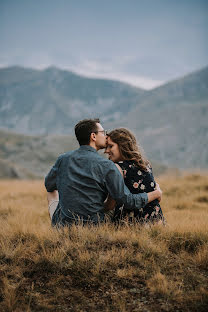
94, 123, 107, 150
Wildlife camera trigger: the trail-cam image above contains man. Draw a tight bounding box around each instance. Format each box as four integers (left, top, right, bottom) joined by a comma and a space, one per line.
45, 118, 162, 226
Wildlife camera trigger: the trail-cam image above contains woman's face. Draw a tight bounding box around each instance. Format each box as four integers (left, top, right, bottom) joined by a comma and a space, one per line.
106, 137, 122, 162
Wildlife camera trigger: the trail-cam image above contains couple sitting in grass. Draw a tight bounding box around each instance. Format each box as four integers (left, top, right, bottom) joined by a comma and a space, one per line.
45, 118, 165, 227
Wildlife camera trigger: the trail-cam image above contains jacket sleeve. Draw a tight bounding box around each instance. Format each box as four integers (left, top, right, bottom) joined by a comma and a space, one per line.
45, 155, 63, 192
104, 163, 148, 210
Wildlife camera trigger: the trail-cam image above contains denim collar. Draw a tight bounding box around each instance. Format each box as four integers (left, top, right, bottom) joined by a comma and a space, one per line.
79, 145, 97, 153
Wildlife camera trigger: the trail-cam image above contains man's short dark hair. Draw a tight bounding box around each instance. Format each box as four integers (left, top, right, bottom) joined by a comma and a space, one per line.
75, 118, 100, 145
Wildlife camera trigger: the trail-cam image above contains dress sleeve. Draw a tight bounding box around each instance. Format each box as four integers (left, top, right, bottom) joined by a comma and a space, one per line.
45, 155, 63, 192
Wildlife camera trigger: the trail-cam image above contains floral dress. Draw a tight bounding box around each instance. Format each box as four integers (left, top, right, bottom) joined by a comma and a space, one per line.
113, 160, 165, 224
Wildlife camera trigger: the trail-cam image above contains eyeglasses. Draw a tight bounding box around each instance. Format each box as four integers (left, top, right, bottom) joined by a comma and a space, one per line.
95, 130, 108, 136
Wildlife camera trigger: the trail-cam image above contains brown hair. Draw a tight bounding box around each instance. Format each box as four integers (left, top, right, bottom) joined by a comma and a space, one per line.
107, 128, 150, 171
75, 118, 100, 145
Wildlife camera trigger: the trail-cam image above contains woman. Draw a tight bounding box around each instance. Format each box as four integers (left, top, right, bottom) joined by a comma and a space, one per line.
105, 128, 165, 224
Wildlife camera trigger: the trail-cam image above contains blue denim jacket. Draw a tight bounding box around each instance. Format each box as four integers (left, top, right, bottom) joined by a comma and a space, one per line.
45, 145, 148, 226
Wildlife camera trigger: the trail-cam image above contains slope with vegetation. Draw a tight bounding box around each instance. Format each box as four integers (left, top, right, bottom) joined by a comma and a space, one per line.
0, 129, 78, 178
0, 129, 168, 179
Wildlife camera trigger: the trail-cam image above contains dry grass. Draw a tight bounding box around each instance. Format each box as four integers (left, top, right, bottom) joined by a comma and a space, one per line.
0, 173, 208, 311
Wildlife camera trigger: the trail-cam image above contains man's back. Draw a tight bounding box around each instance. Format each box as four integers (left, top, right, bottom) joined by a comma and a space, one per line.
45, 145, 115, 224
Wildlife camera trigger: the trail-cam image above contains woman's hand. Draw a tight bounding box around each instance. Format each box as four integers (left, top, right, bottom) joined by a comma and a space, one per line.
104, 194, 116, 211
147, 183, 162, 203
155, 183, 162, 202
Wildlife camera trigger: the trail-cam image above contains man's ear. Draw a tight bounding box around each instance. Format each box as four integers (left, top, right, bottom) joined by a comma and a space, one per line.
90, 132, 96, 142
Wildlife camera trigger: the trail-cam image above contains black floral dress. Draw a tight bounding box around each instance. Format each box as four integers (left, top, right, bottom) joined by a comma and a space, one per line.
113, 160, 165, 224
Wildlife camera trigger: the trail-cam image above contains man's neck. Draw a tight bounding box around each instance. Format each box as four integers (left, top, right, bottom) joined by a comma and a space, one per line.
89, 142, 98, 151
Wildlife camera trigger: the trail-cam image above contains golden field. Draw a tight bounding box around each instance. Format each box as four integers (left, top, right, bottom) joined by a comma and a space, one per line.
0, 173, 208, 312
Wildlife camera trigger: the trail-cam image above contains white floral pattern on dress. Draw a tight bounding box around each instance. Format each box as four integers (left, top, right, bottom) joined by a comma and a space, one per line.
140, 184, 145, 190
137, 170, 142, 175
151, 182, 154, 187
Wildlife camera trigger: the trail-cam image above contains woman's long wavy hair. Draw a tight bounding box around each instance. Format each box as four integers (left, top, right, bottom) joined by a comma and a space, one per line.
107, 128, 150, 171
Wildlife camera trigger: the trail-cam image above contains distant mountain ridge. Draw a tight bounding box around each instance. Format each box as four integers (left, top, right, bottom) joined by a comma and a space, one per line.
0, 66, 146, 134
0, 65, 208, 169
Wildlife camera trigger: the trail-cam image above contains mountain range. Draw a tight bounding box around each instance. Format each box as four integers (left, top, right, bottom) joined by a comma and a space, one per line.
0, 66, 145, 134
0, 65, 207, 171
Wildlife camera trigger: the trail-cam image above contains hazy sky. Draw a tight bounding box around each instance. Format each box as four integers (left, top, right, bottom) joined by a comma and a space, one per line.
0, 0, 207, 89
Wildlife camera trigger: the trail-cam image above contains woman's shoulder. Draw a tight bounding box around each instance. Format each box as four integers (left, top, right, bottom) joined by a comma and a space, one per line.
116, 160, 140, 175
116, 160, 133, 169
117, 160, 153, 174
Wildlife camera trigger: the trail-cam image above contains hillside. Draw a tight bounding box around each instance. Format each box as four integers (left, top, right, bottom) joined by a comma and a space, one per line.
0, 130, 168, 178
0, 130, 78, 178
0, 158, 36, 179
109, 66, 208, 169
0, 66, 145, 134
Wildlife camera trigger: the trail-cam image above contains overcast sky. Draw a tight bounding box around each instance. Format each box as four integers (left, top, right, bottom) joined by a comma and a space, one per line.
0, 0, 207, 89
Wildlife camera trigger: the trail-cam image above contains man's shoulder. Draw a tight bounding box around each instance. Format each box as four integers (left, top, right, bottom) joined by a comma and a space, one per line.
96, 156, 118, 172
95, 152, 112, 163
56, 150, 76, 162
57, 149, 116, 170
61, 150, 75, 158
